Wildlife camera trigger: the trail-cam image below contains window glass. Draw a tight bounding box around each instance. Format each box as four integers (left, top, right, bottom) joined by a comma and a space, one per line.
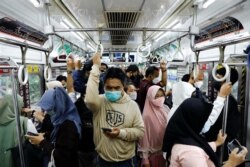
28, 74, 42, 105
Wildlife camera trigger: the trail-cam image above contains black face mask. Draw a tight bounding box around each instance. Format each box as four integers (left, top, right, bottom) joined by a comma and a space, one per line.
213, 81, 222, 91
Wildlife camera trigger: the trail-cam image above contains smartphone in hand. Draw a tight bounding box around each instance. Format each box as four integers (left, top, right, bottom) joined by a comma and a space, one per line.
26, 131, 39, 136
227, 139, 243, 154
101, 128, 112, 133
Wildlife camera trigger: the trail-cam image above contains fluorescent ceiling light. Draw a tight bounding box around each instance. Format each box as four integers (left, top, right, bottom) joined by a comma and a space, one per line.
60, 20, 85, 41
154, 20, 181, 42
60, 21, 69, 29
29, 0, 41, 7
203, 0, 216, 8
87, 44, 95, 51
62, 18, 74, 28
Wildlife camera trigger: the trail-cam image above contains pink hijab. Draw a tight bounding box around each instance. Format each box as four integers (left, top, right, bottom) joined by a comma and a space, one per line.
138, 85, 169, 158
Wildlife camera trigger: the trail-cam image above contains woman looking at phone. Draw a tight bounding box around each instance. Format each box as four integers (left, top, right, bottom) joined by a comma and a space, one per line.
26, 87, 82, 167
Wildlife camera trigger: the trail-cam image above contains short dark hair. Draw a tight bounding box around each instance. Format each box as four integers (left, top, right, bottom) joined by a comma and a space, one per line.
56, 75, 67, 82
182, 74, 191, 82
216, 67, 238, 85
101, 63, 109, 69
125, 64, 139, 73
103, 67, 127, 86
145, 66, 159, 77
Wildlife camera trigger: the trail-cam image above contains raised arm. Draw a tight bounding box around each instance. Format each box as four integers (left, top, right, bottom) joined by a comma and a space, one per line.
85, 53, 103, 112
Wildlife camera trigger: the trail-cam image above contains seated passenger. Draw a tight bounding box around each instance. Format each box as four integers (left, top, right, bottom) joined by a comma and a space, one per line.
26, 87, 81, 167
138, 85, 169, 167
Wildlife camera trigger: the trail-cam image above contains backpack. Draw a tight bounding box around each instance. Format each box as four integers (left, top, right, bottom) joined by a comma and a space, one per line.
74, 98, 95, 152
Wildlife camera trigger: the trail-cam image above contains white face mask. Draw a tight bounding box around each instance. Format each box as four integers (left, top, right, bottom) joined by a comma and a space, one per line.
194, 81, 204, 89
152, 77, 161, 84
129, 91, 137, 100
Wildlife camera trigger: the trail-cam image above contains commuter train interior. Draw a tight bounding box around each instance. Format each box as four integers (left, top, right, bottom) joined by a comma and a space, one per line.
0, 0, 250, 166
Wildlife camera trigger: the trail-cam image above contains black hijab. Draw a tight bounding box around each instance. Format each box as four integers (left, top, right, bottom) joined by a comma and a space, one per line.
162, 98, 219, 167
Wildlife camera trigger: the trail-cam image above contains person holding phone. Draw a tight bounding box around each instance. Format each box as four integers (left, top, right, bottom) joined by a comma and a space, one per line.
85, 53, 144, 166
26, 87, 82, 167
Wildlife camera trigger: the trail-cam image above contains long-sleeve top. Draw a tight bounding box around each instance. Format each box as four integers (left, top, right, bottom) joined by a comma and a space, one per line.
85, 64, 144, 162
167, 81, 226, 134
40, 120, 80, 167
201, 96, 225, 133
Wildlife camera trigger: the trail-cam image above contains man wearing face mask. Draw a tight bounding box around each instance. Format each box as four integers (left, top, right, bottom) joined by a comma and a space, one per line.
125, 64, 143, 89
85, 53, 144, 166
168, 70, 232, 124
137, 63, 167, 112
125, 82, 137, 101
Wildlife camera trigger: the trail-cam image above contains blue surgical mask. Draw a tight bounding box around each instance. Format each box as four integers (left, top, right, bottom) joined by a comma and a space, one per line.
105, 91, 122, 102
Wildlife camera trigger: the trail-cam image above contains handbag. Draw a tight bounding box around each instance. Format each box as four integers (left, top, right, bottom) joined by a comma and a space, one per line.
48, 149, 56, 167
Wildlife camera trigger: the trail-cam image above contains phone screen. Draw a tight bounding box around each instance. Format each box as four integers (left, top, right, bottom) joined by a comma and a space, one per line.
227, 139, 243, 154
101, 128, 112, 132
26, 132, 39, 136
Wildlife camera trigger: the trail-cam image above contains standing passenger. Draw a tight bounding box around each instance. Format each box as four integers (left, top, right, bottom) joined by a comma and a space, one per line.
137, 63, 167, 112
138, 85, 169, 167
85, 53, 144, 166
26, 87, 81, 167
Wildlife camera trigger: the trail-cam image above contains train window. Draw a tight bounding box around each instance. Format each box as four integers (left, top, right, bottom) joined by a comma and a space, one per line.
167, 68, 178, 90
28, 74, 42, 105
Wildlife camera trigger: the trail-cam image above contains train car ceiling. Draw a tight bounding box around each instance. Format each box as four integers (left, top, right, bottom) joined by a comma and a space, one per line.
0, 0, 249, 65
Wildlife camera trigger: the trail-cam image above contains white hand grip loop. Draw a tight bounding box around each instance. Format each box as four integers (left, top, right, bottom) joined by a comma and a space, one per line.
137, 44, 151, 58
193, 64, 199, 80
44, 65, 52, 81
18, 65, 29, 85
212, 63, 230, 82
95, 44, 104, 55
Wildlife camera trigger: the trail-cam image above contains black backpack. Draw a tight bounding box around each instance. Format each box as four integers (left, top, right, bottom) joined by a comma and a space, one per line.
74, 98, 95, 152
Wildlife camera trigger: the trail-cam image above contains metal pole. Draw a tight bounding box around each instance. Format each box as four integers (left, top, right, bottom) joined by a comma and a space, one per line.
0, 37, 49, 53
10, 69, 26, 167
45, 1, 53, 50
195, 35, 250, 52
54, 27, 189, 32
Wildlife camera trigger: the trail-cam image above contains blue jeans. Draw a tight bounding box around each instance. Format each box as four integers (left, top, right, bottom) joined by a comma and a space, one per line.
98, 156, 138, 167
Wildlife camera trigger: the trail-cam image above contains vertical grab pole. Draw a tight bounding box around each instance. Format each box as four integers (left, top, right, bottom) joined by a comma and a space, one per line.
11, 68, 26, 167
218, 45, 229, 164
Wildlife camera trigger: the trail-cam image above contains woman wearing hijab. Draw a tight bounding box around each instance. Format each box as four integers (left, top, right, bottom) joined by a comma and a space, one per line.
162, 98, 227, 167
0, 94, 37, 167
26, 87, 82, 167
138, 85, 169, 167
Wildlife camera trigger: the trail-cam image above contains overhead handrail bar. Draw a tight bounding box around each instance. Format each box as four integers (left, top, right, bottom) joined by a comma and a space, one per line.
18, 46, 29, 85
152, 33, 188, 52
54, 27, 189, 32
0, 37, 49, 53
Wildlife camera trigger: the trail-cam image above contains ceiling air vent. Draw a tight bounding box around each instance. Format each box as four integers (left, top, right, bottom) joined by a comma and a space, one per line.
104, 11, 141, 45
